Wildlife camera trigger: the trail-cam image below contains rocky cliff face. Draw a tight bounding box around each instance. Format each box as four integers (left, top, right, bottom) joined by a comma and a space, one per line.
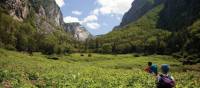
0, 0, 91, 41
64, 23, 92, 41
119, 0, 165, 27
0, 0, 63, 32
0, 0, 29, 21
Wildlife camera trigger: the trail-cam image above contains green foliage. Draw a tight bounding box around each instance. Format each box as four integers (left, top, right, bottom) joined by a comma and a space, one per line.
88, 0, 200, 62
101, 44, 112, 53
90, 4, 172, 54
16, 23, 36, 51
0, 49, 200, 87
0, 10, 74, 54
0, 12, 20, 49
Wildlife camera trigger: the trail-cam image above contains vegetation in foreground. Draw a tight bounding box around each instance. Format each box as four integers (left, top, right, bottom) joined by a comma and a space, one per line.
0, 48, 199, 88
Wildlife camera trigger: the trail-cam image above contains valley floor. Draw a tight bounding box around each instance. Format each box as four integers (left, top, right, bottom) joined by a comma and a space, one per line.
0, 49, 200, 88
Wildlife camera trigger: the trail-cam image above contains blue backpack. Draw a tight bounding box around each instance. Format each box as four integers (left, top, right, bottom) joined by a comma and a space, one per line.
150, 64, 157, 74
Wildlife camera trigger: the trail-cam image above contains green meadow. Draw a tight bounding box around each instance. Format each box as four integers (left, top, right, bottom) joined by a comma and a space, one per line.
0, 48, 199, 88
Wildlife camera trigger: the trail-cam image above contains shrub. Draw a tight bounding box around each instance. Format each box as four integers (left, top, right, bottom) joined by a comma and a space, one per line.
88, 53, 92, 57
80, 54, 84, 56
133, 54, 140, 57
5, 44, 16, 50
28, 72, 39, 80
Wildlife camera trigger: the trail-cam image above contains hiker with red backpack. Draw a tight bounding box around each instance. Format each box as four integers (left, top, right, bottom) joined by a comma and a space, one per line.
145, 62, 153, 73
145, 62, 158, 76
156, 64, 176, 88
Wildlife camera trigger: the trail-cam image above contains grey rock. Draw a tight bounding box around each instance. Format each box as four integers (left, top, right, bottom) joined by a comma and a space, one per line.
64, 23, 92, 41
0, 0, 92, 40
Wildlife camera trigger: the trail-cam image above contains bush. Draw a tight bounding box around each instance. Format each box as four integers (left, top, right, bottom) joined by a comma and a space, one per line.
80, 54, 84, 56
133, 54, 140, 57
88, 53, 92, 57
5, 44, 16, 50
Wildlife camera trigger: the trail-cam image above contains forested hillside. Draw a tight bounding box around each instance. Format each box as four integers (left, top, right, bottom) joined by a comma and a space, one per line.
88, 0, 200, 63
0, 0, 78, 54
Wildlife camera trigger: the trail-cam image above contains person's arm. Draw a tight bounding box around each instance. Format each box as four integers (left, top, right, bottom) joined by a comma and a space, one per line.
170, 75, 176, 87
170, 76, 175, 81
156, 75, 161, 82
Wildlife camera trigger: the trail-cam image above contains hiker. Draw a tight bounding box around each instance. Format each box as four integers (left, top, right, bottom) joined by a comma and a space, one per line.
156, 64, 175, 88
145, 62, 158, 76
151, 64, 158, 76
145, 62, 152, 73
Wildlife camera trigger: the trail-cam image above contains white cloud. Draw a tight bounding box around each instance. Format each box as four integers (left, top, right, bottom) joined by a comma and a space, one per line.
64, 16, 80, 23
94, 0, 134, 15
63, 14, 100, 30
92, 9, 100, 15
82, 15, 98, 23
86, 22, 100, 30
55, 0, 65, 7
81, 15, 100, 30
72, 11, 82, 16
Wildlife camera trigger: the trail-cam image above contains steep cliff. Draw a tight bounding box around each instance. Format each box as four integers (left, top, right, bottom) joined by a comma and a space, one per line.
119, 0, 165, 27
0, 0, 63, 32
0, 0, 91, 40
64, 23, 92, 41
0, 0, 73, 54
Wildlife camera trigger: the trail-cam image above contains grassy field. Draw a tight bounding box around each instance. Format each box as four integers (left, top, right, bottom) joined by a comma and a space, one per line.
0, 49, 200, 88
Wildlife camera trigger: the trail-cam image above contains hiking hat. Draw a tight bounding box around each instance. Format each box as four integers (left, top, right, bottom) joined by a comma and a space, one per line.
161, 64, 169, 74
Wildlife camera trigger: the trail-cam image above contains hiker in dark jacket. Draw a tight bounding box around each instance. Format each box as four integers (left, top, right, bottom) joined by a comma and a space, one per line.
156, 64, 175, 88
145, 62, 152, 73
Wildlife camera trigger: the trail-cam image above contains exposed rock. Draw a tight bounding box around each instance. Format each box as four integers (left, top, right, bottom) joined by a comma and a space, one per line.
0, 0, 29, 21
0, 0, 92, 40
118, 0, 165, 27
64, 23, 92, 41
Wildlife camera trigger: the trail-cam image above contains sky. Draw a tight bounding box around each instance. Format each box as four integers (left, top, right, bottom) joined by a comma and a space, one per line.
55, 0, 134, 35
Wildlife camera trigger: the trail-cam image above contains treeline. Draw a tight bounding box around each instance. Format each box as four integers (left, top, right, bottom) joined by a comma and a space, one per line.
86, 4, 200, 63
87, 5, 169, 54
0, 9, 75, 55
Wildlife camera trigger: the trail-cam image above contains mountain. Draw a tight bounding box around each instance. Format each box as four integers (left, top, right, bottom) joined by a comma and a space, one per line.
0, 0, 64, 32
64, 23, 93, 41
90, 0, 200, 62
0, 0, 84, 54
0, 0, 91, 40
119, 0, 165, 27
0, 0, 93, 54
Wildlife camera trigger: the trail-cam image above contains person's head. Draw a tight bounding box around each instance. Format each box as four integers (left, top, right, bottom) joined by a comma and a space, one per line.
148, 62, 152, 66
161, 64, 169, 74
